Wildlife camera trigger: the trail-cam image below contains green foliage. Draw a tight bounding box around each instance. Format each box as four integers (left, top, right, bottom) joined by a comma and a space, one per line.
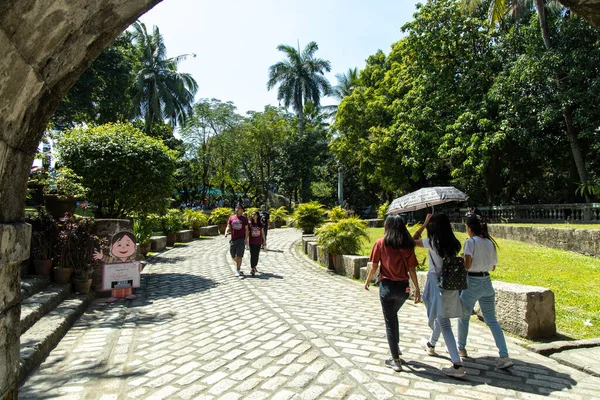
210, 207, 233, 225
56, 214, 106, 277
57, 122, 177, 218
316, 217, 369, 255
29, 207, 59, 260
291, 201, 325, 234
377, 202, 389, 220
182, 209, 209, 230
45, 167, 87, 200
269, 206, 289, 223
133, 216, 154, 245
161, 209, 183, 235
246, 207, 260, 218
327, 206, 347, 222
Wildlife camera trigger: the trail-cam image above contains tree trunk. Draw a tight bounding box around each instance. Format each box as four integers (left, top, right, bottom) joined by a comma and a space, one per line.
559, 0, 600, 30
564, 105, 591, 202
535, 0, 553, 50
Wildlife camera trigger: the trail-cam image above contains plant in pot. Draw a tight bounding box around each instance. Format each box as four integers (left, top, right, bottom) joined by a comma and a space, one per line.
327, 206, 348, 222
291, 201, 325, 234
183, 209, 209, 238
29, 207, 58, 277
56, 213, 106, 291
210, 207, 233, 234
133, 216, 154, 257
161, 209, 183, 246
44, 167, 87, 219
269, 206, 289, 228
315, 217, 369, 270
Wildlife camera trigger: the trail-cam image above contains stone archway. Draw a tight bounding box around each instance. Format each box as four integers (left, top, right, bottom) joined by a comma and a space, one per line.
1, 0, 600, 399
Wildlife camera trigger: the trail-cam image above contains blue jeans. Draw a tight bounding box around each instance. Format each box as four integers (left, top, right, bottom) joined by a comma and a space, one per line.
429, 317, 461, 364
457, 275, 509, 358
379, 279, 409, 359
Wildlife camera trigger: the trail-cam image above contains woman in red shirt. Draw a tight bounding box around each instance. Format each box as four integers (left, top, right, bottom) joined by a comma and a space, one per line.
248, 211, 267, 276
364, 214, 421, 372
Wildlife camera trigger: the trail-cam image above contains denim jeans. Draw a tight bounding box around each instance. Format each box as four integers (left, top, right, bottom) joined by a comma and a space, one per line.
249, 244, 261, 268
457, 275, 509, 358
379, 279, 409, 359
429, 316, 461, 363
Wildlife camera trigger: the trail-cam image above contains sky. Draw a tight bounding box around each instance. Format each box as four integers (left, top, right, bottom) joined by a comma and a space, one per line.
139, 0, 422, 115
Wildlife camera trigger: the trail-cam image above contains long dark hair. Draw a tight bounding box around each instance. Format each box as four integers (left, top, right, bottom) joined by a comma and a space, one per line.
384, 215, 415, 250
426, 213, 461, 258
466, 215, 498, 249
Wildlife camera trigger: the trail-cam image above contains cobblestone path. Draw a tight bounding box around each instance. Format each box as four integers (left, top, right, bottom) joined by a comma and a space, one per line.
20, 228, 600, 399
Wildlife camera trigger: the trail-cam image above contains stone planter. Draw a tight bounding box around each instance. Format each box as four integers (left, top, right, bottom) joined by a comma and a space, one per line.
43, 194, 76, 219
138, 243, 151, 257
199, 226, 219, 236
275, 221, 283, 228
33, 259, 53, 276
166, 233, 177, 246
73, 279, 92, 294
218, 224, 227, 234
53, 267, 73, 284
193, 229, 201, 238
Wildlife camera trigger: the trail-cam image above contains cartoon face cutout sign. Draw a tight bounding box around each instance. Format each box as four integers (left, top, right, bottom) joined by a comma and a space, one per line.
110, 231, 137, 262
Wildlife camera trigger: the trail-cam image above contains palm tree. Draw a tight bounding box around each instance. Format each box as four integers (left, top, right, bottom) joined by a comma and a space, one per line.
131, 21, 198, 132
333, 67, 362, 100
267, 41, 332, 136
463, 0, 591, 202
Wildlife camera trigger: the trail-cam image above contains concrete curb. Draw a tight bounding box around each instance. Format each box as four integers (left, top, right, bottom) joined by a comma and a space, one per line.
20, 276, 50, 300
20, 284, 71, 334
527, 338, 600, 356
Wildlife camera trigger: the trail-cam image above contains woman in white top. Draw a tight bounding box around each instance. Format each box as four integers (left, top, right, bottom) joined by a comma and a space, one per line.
414, 213, 466, 378
457, 215, 514, 369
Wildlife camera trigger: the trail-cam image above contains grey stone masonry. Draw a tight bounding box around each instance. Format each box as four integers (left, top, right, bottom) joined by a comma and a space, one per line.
341, 255, 369, 279
149, 236, 167, 252
317, 245, 331, 268
365, 218, 384, 228
302, 235, 317, 254
307, 242, 318, 261
199, 225, 219, 236
176, 230, 193, 243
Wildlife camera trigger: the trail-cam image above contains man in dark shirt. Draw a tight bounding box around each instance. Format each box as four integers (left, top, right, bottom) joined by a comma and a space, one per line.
225, 205, 249, 276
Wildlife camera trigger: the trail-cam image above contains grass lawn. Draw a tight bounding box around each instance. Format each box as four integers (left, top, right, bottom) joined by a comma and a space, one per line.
360, 226, 600, 340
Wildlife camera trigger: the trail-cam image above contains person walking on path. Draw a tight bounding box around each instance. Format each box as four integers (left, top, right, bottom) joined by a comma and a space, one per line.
457, 215, 514, 369
413, 213, 467, 378
364, 214, 421, 372
248, 211, 267, 276
224, 205, 249, 276
259, 205, 270, 248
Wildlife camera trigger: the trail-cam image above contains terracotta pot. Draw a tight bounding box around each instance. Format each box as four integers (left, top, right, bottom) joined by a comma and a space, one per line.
218, 224, 227, 234
139, 243, 151, 257
275, 221, 283, 228
43, 194, 77, 219
166, 233, 177, 246
53, 267, 73, 284
193, 230, 201, 238
33, 259, 53, 276
73, 279, 92, 294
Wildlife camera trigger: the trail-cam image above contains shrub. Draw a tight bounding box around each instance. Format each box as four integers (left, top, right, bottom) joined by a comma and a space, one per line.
56, 122, 177, 218
291, 201, 325, 234
45, 167, 87, 200
183, 209, 209, 230
328, 206, 347, 222
210, 207, 232, 225
56, 214, 107, 278
161, 209, 183, 235
378, 202, 389, 219
246, 207, 260, 218
133, 216, 154, 245
29, 207, 59, 260
315, 217, 369, 256
269, 206, 289, 223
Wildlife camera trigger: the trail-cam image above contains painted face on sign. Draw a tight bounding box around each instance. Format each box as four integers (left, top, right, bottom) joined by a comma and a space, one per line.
111, 235, 136, 261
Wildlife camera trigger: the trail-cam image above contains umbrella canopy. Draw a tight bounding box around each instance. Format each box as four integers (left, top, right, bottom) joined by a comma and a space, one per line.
387, 186, 468, 215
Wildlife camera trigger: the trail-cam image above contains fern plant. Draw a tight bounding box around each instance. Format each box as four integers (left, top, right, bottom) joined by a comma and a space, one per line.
183, 209, 209, 229
210, 207, 233, 225
315, 217, 369, 256
269, 206, 289, 223
378, 202, 389, 219
291, 201, 325, 234
328, 206, 347, 222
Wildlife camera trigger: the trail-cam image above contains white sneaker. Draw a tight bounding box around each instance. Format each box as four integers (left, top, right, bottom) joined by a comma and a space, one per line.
458, 349, 468, 358
496, 357, 514, 369
235, 270, 241, 276
442, 365, 466, 378
421, 338, 437, 356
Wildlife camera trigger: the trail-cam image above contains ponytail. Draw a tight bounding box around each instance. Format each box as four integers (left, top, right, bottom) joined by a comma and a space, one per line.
466, 215, 498, 249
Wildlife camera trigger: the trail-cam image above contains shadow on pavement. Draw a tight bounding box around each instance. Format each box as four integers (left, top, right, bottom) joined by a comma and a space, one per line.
404, 356, 577, 394
142, 272, 219, 298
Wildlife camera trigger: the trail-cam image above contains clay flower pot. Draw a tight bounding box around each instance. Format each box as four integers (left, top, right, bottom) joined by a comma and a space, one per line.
193, 230, 201, 238
33, 259, 53, 276
139, 243, 151, 257
166, 233, 176, 247
218, 224, 227, 234
53, 267, 73, 284
73, 279, 92, 294
43, 194, 77, 219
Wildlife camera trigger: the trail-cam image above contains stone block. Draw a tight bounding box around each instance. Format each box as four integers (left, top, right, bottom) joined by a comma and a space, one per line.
410, 271, 428, 299
359, 264, 376, 283
199, 225, 219, 236
0, 306, 19, 400
341, 255, 369, 279
302, 236, 317, 254
365, 219, 384, 228
93, 219, 132, 240
307, 242, 318, 261
316, 246, 332, 269
176, 230, 193, 243
0, 223, 30, 312
332, 254, 345, 275
474, 281, 556, 339
150, 236, 167, 252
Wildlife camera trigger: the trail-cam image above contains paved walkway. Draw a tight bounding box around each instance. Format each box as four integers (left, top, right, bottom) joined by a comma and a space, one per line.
19, 228, 600, 400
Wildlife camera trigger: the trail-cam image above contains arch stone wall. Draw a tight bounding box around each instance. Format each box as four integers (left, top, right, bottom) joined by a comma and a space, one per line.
0, 1, 161, 398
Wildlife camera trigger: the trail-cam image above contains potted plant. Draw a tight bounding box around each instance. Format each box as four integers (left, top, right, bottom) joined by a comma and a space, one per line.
183, 209, 209, 238
161, 209, 183, 246
291, 202, 325, 234
328, 206, 348, 222
29, 207, 58, 276
315, 217, 369, 270
133, 216, 154, 257
270, 206, 289, 228
44, 167, 87, 218
210, 207, 233, 234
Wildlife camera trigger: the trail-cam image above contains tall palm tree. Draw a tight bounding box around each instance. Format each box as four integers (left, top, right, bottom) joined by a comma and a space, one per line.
267, 41, 332, 136
463, 0, 591, 202
333, 67, 362, 100
131, 21, 198, 132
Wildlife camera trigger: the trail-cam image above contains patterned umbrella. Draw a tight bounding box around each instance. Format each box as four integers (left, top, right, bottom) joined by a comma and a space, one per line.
387, 186, 468, 215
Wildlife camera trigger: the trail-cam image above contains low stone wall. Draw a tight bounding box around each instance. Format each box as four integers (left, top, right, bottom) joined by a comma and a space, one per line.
307, 242, 318, 261
176, 230, 193, 243
451, 223, 600, 257
199, 225, 219, 236
341, 255, 369, 279
150, 236, 167, 252
301, 236, 317, 254
365, 219, 384, 228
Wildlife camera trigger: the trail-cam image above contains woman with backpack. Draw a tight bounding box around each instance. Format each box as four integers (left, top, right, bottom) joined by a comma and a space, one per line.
457, 215, 514, 370
413, 213, 467, 378
364, 214, 421, 372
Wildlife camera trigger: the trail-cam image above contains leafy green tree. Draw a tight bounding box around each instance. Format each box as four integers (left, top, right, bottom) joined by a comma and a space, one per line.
267, 41, 332, 137
56, 122, 177, 217
131, 21, 198, 132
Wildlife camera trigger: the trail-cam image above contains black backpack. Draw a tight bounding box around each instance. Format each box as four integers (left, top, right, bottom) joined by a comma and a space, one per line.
436, 255, 467, 291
